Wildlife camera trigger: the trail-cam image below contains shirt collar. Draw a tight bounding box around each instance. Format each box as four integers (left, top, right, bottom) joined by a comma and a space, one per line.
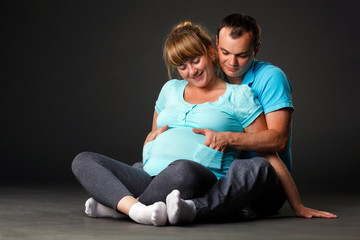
242, 59, 257, 86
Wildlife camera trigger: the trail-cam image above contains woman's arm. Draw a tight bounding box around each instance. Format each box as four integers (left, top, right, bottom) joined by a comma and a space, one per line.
244, 114, 337, 218
144, 111, 168, 146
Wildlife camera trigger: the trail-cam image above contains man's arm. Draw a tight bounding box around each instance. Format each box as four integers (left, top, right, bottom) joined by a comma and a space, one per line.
261, 152, 337, 218
227, 108, 292, 152
231, 63, 293, 152
246, 114, 336, 218
192, 108, 292, 153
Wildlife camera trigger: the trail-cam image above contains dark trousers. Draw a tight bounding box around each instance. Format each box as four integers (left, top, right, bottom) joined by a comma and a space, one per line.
71, 152, 217, 210
192, 157, 286, 221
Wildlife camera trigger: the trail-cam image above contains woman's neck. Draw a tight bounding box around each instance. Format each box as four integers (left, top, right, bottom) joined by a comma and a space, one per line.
184, 76, 226, 104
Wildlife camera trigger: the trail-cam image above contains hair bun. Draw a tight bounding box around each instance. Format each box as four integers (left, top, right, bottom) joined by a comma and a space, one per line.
175, 21, 193, 29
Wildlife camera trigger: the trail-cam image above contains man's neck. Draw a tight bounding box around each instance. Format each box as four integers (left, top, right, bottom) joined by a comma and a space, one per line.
226, 75, 244, 85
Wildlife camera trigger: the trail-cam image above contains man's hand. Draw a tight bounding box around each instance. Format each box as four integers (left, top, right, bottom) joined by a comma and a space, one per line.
293, 203, 337, 219
144, 125, 168, 146
192, 128, 228, 152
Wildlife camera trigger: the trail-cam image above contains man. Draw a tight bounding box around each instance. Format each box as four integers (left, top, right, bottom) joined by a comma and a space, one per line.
165, 13, 336, 225
194, 13, 293, 171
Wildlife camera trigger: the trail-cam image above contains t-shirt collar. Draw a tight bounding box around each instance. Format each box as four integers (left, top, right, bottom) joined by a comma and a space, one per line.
242, 58, 257, 85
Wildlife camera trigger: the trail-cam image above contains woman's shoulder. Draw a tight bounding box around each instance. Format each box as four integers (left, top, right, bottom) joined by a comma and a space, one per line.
226, 83, 262, 122
158, 79, 187, 97
226, 83, 261, 108
162, 79, 187, 89
227, 83, 257, 98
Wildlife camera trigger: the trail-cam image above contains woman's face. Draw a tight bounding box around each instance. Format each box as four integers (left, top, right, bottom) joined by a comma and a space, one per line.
176, 54, 216, 88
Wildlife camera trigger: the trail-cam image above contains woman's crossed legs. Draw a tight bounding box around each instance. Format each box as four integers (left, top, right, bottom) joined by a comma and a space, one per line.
71, 152, 217, 226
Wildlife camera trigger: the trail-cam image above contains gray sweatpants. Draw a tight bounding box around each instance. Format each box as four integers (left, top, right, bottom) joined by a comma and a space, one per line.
71, 152, 217, 210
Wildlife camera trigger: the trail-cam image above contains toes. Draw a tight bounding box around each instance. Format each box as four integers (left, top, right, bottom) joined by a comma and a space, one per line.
84, 198, 96, 217
152, 202, 167, 227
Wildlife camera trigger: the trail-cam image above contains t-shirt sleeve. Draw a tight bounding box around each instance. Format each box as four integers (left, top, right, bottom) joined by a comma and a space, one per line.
257, 67, 293, 114
233, 85, 263, 128
155, 80, 177, 114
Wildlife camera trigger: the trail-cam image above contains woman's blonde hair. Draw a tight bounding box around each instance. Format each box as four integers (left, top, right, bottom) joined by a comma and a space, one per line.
163, 21, 219, 78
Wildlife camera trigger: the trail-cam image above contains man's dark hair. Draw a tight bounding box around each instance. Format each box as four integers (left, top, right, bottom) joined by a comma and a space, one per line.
217, 13, 261, 49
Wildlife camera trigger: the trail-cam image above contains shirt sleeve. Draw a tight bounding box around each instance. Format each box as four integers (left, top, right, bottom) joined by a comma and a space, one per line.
155, 80, 177, 114
256, 66, 293, 114
233, 85, 263, 128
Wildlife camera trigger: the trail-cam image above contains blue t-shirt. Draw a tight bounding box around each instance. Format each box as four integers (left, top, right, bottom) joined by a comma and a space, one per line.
240, 59, 294, 171
143, 79, 263, 179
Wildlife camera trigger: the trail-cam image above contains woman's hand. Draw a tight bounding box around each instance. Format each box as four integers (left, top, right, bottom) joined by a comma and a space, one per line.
144, 125, 168, 146
293, 203, 337, 219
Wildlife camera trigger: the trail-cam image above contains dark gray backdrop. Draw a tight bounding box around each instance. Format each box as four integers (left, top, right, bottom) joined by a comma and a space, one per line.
2, 0, 359, 192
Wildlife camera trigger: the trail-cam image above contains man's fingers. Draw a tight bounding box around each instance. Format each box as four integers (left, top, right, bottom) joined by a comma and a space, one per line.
203, 139, 210, 147
301, 209, 338, 219
208, 144, 225, 152
193, 128, 206, 135
313, 211, 337, 218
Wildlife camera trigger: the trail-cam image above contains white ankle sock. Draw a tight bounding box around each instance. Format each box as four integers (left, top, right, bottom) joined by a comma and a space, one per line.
129, 202, 167, 227
85, 198, 123, 218
166, 190, 196, 225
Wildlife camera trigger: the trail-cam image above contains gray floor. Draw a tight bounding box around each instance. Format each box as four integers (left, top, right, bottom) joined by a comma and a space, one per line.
1, 185, 359, 240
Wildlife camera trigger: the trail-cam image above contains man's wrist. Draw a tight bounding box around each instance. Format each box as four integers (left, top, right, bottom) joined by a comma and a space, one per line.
225, 132, 244, 148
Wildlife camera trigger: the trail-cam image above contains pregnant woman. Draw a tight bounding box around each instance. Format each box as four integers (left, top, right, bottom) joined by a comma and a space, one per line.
72, 21, 263, 226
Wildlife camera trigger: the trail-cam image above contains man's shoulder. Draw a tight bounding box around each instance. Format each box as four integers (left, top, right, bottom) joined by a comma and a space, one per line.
249, 60, 293, 113
253, 60, 286, 78
251, 60, 289, 88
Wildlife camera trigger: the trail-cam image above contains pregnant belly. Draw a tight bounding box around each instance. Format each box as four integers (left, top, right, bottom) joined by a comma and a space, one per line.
142, 127, 223, 176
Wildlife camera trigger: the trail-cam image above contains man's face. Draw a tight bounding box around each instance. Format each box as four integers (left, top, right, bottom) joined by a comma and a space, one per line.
217, 28, 255, 82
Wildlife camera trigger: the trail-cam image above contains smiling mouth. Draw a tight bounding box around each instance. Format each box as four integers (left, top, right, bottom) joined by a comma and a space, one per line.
226, 66, 239, 72
192, 72, 203, 80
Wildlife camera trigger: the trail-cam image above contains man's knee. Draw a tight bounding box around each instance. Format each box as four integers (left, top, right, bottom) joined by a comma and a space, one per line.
253, 157, 272, 171
228, 157, 274, 180
250, 157, 281, 188
230, 156, 269, 169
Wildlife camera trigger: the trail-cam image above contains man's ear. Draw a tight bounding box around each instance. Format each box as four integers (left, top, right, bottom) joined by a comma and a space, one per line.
209, 47, 216, 61
254, 42, 261, 57
216, 35, 219, 47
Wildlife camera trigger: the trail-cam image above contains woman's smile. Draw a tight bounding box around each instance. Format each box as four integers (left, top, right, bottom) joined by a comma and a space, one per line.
192, 71, 204, 81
